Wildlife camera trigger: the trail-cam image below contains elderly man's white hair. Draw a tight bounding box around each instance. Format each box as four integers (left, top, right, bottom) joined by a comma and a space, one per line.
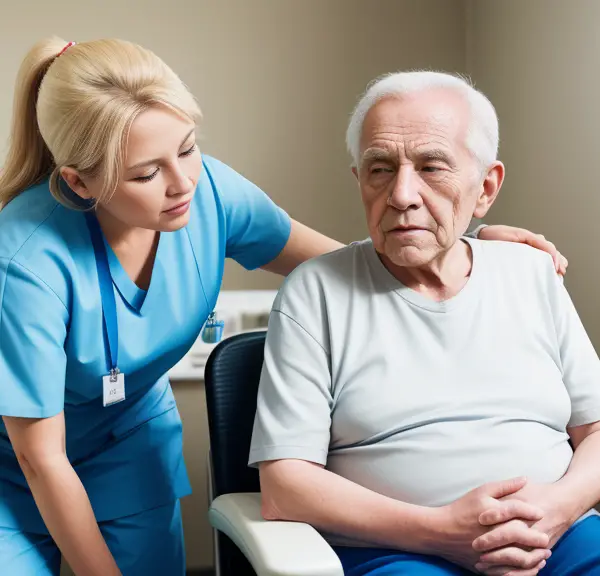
346, 71, 499, 171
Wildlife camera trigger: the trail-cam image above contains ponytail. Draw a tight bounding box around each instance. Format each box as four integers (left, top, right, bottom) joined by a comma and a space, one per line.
1, 37, 201, 210
0, 37, 66, 206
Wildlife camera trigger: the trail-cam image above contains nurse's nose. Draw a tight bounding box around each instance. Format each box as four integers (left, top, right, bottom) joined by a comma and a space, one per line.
167, 165, 194, 197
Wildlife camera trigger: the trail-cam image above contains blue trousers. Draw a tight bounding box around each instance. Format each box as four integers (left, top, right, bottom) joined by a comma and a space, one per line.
335, 515, 600, 575
0, 499, 184, 576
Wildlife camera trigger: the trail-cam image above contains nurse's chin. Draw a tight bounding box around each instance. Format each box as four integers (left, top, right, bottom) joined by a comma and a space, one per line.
159, 201, 192, 231
158, 213, 191, 232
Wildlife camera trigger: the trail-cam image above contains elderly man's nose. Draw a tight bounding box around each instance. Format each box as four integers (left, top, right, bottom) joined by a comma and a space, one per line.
388, 168, 422, 210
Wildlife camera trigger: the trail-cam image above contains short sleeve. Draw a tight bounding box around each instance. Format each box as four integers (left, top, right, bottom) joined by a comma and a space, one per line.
0, 260, 68, 418
548, 266, 600, 427
249, 309, 333, 467
203, 156, 292, 270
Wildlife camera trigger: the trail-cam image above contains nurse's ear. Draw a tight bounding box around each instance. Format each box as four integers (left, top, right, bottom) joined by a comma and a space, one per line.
60, 167, 94, 201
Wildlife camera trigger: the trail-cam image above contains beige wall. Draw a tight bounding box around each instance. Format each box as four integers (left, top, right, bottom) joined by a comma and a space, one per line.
0, 0, 467, 292
0, 1, 468, 572
466, 0, 600, 349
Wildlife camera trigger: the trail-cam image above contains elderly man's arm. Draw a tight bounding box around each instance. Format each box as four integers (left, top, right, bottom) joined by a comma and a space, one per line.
260, 459, 550, 574
558, 421, 600, 516
473, 256, 600, 570
259, 459, 437, 552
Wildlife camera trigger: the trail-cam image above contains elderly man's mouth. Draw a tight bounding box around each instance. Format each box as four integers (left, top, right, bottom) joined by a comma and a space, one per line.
389, 226, 429, 234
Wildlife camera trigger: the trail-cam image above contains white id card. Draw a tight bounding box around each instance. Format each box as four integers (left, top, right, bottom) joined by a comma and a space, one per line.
103, 372, 125, 407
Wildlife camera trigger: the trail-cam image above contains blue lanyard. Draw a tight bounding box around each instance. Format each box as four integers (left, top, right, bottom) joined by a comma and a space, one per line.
85, 212, 119, 376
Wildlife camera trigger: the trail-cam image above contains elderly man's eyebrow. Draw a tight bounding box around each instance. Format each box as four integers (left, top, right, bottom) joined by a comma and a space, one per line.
418, 148, 455, 166
360, 148, 395, 166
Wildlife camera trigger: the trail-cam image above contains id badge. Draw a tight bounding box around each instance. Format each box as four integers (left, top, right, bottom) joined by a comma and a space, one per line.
103, 370, 125, 407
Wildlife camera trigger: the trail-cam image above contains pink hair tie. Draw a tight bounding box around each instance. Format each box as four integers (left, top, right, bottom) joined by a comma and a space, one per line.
57, 41, 76, 57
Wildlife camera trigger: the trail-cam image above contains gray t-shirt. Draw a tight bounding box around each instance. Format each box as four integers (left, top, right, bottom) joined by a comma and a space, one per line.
250, 238, 600, 543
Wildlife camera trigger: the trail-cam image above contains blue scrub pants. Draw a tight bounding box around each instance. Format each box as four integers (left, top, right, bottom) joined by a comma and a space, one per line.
0, 499, 184, 575
335, 515, 600, 575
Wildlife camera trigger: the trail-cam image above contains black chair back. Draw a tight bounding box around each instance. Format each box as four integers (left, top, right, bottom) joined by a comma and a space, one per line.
204, 331, 267, 575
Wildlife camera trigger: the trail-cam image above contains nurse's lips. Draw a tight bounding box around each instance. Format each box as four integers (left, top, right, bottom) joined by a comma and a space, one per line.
163, 199, 191, 216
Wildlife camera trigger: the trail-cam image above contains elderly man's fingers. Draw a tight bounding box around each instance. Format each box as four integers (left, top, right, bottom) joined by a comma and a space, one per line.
480, 477, 528, 500
479, 500, 544, 526
473, 520, 550, 552
475, 559, 547, 576
479, 546, 551, 569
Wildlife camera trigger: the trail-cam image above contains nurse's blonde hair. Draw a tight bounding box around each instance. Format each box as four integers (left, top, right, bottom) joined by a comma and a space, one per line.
0, 37, 202, 209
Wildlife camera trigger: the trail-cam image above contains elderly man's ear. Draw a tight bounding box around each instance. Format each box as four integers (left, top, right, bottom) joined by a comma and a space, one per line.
473, 162, 505, 219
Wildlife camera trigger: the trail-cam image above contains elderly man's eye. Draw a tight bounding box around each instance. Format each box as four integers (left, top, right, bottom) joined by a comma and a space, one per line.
371, 166, 394, 174
421, 165, 441, 173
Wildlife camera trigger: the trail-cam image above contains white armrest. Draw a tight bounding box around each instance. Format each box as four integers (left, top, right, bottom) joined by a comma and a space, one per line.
209, 492, 344, 576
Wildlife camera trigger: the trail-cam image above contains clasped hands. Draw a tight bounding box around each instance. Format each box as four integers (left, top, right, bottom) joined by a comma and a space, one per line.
433, 476, 575, 575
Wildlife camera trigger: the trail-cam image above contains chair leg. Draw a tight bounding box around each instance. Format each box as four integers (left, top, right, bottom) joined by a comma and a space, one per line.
207, 452, 221, 576
213, 528, 221, 576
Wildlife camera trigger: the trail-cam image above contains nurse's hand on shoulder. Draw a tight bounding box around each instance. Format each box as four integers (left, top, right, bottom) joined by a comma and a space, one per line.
478, 225, 568, 276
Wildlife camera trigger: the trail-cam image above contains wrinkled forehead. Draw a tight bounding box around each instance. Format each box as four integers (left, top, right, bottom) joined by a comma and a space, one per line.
359, 89, 470, 160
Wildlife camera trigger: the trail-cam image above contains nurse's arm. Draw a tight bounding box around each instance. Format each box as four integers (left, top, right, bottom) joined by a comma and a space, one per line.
260, 219, 343, 276
260, 220, 569, 277
3, 413, 121, 576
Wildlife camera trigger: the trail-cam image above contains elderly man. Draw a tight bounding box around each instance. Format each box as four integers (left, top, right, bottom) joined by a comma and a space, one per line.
249, 71, 600, 576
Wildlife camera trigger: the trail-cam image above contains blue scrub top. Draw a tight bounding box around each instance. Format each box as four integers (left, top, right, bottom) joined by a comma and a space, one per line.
0, 155, 291, 534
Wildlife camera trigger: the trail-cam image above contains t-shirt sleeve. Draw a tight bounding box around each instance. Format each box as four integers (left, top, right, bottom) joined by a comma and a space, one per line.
547, 264, 600, 427
204, 156, 292, 270
249, 307, 333, 467
0, 261, 68, 418
464, 222, 487, 239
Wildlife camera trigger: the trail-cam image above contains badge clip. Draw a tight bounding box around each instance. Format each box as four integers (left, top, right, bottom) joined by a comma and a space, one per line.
201, 312, 225, 344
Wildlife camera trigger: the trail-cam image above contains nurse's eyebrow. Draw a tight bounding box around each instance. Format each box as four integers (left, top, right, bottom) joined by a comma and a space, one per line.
126, 128, 196, 171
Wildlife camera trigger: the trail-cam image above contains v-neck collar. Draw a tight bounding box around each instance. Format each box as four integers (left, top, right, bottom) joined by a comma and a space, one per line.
102, 232, 164, 315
